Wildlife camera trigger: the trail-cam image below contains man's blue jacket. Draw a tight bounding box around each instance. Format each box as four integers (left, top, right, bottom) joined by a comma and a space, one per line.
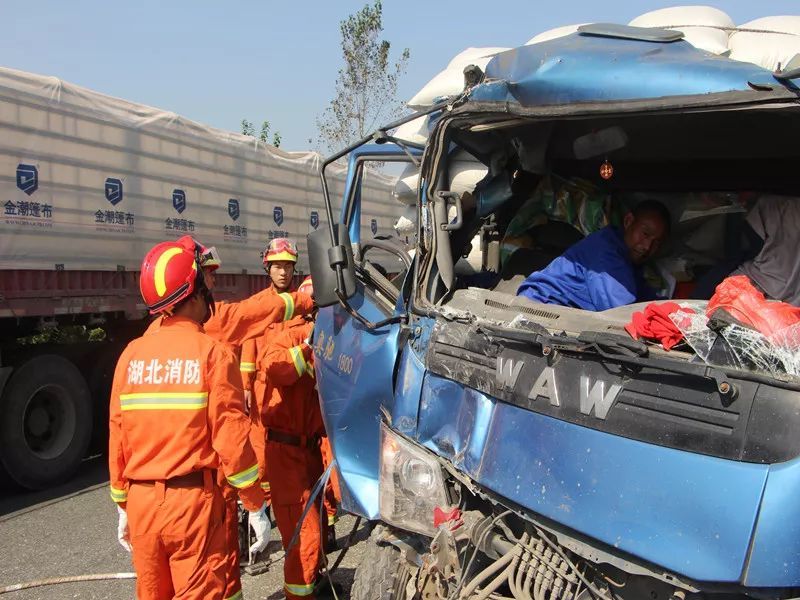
516, 226, 653, 311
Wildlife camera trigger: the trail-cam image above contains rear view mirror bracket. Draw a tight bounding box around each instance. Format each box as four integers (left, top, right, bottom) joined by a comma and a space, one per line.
327, 245, 348, 269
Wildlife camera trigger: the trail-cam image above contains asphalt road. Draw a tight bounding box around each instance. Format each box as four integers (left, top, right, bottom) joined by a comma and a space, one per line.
0, 457, 366, 599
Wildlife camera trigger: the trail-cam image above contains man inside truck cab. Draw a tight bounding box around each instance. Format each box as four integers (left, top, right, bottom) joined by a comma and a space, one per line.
517, 200, 670, 311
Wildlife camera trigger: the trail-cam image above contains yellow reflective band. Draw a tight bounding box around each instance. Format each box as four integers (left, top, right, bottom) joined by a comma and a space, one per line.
154, 247, 184, 297
227, 463, 259, 489
261, 481, 271, 491
270, 250, 298, 263
224, 590, 243, 600
109, 485, 127, 503
289, 345, 307, 377
120, 392, 208, 411
286, 583, 315, 596
279, 292, 295, 321
328, 514, 338, 526
240, 362, 256, 373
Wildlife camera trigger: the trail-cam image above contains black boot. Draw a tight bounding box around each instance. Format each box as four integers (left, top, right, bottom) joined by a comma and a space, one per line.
315, 575, 343, 598
324, 523, 338, 554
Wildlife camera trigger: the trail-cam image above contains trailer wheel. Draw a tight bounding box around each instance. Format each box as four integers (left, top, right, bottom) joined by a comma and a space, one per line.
351, 527, 414, 600
0, 355, 92, 490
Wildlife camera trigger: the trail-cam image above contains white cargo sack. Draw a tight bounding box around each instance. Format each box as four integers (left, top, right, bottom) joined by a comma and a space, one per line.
629, 6, 734, 55
393, 150, 487, 206
394, 163, 419, 205
525, 24, 585, 45
729, 17, 800, 72
393, 115, 429, 145
407, 47, 510, 110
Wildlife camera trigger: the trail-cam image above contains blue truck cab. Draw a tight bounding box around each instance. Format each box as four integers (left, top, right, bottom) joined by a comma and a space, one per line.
308, 24, 800, 600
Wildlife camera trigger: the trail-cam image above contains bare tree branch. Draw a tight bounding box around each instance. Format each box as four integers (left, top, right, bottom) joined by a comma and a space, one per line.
316, 1, 410, 154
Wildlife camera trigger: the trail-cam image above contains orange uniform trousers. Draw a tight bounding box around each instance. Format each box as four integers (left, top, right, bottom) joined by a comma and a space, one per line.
267, 438, 326, 600
127, 473, 227, 600
320, 436, 340, 527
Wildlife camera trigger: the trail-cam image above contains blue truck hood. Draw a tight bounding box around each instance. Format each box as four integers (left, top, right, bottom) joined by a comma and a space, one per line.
470, 28, 792, 108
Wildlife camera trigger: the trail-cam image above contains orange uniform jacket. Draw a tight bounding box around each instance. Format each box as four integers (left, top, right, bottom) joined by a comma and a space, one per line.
260, 319, 324, 441
240, 337, 257, 391
108, 317, 265, 512
245, 285, 299, 495
204, 287, 312, 346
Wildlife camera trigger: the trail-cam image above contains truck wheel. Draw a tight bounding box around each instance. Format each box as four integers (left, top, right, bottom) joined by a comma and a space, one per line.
351, 527, 414, 600
0, 355, 92, 490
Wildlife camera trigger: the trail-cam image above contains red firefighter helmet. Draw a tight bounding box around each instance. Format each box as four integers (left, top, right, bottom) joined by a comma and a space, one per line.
140, 236, 204, 314
263, 238, 298, 264
297, 275, 314, 298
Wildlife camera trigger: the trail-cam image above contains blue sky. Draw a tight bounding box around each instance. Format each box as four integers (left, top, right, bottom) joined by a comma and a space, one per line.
0, 1, 796, 151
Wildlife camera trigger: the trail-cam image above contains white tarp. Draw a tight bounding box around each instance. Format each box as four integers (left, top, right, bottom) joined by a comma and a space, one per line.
729, 16, 800, 72
628, 6, 733, 55
525, 24, 586, 45
0, 66, 398, 274
406, 47, 510, 110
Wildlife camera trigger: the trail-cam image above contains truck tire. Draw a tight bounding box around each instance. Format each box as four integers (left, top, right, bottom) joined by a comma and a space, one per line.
351, 527, 413, 600
0, 355, 92, 490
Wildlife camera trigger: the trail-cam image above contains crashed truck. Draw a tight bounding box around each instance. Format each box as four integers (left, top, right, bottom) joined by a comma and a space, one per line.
0, 66, 398, 490
308, 17, 800, 600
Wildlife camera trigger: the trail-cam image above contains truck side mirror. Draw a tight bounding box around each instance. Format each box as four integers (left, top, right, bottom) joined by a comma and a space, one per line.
308, 224, 357, 308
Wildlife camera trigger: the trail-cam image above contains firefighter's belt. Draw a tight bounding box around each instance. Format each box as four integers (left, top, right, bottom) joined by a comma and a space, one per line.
132, 470, 207, 489
267, 429, 320, 450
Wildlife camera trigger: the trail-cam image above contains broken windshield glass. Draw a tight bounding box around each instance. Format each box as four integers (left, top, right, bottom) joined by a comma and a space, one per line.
671, 303, 800, 379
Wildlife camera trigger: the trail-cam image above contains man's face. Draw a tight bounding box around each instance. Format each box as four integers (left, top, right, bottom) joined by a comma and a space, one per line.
623, 211, 667, 265
269, 261, 295, 291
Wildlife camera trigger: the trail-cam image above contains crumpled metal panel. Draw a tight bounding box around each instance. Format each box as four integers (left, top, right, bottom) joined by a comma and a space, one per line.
390, 342, 426, 437
416, 373, 768, 583
314, 291, 402, 519
417, 375, 494, 474
472, 33, 781, 107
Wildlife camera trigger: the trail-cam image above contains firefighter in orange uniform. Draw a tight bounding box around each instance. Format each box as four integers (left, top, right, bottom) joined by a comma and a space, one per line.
108, 237, 270, 600
259, 276, 330, 599
243, 237, 302, 509
140, 237, 313, 600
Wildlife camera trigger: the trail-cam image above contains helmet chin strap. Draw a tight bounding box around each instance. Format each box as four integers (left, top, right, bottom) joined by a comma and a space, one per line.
201, 287, 215, 323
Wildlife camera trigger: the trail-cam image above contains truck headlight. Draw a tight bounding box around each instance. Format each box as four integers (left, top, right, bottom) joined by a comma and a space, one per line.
379, 422, 449, 536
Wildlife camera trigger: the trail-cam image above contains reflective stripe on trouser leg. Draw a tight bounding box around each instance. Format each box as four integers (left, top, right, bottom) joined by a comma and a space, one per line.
274, 501, 323, 600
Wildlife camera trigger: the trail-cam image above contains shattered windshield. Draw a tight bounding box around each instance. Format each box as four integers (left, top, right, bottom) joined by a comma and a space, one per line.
672, 306, 800, 380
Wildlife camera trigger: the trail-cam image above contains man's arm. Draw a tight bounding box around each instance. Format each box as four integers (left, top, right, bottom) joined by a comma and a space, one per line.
261, 323, 314, 386
240, 338, 256, 411
204, 288, 314, 346
108, 348, 131, 508
206, 344, 266, 512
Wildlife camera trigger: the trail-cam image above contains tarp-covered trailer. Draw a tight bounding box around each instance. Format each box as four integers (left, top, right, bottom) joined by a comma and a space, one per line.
0, 66, 398, 489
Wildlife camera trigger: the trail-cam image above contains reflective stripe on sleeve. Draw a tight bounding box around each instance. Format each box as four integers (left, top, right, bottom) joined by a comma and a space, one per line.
289, 345, 307, 377
227, 463, 259, 489
286, 583, 315, 597
240, 362, 256, 373
120, 392, 208, 411
110, 485, 128, 503
261, 481, 271, 491
279, 292, 295, 322
224, 590, 243, 600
